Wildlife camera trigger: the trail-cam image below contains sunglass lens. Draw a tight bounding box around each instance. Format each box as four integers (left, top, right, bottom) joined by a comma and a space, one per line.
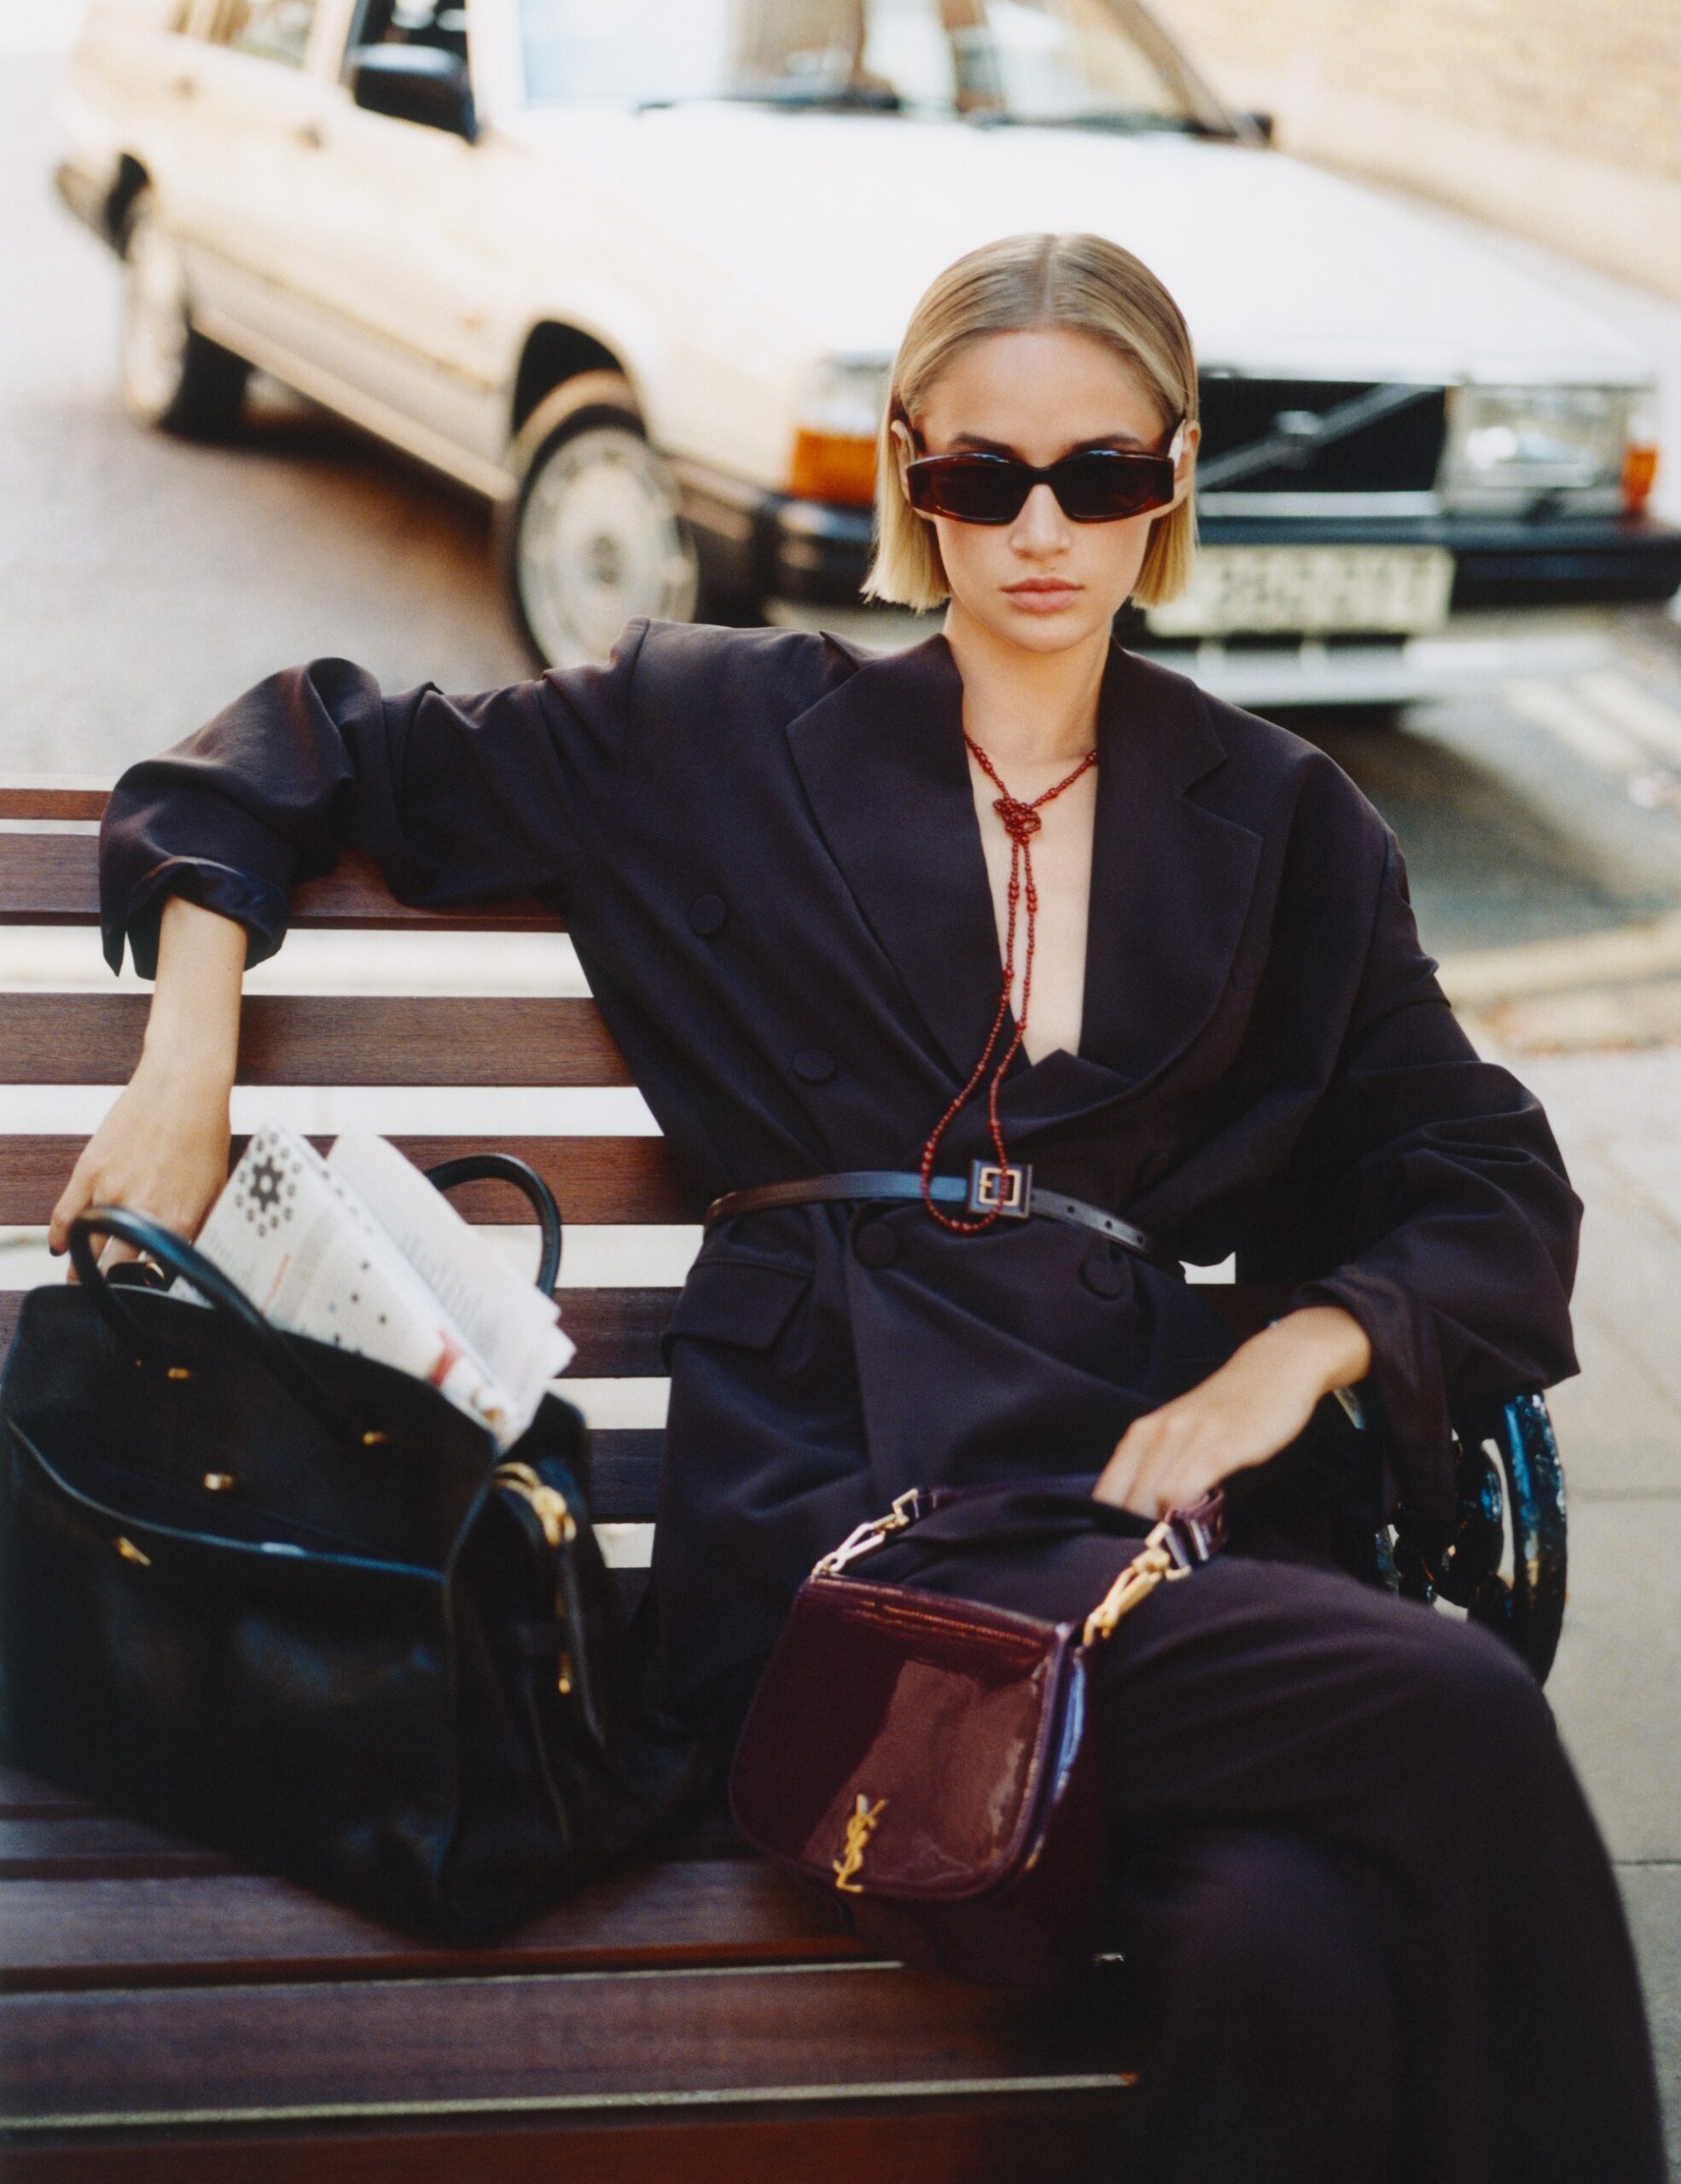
913, 461, 1021, 522
1056, 452, 1176, 520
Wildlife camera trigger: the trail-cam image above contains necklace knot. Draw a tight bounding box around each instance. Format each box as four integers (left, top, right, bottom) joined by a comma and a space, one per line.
993, 794, 1042, 844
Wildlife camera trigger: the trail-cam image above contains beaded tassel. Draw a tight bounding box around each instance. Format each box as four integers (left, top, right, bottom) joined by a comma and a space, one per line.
918, 735, 1098, 1233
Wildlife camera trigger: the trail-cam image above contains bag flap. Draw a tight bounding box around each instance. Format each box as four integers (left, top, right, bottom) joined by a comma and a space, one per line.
729, 1577, 1073, 1902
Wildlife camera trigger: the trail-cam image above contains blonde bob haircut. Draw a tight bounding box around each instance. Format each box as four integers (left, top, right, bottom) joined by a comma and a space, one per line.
863, 231, 1198, 613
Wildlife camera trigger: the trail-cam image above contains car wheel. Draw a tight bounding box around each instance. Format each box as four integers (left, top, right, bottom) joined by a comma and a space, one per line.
506, 407, 700, 668
119, 195, 249, 439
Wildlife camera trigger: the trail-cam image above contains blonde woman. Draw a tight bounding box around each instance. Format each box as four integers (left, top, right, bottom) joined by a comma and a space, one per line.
68, 232, 1661, 2178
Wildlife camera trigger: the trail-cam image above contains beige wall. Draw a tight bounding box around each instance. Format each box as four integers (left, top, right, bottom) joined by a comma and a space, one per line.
1152, 0, 1681, 301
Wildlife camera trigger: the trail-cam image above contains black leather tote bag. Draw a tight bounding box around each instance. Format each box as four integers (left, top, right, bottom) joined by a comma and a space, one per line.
0, 1156, 699, 1937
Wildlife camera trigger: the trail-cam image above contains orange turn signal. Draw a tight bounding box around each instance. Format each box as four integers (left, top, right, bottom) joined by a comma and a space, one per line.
789, 429, 878, 507
1622, 443, 1660, 512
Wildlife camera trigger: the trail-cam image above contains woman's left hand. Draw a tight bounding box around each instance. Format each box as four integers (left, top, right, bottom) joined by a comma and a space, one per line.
1091, 1304, 1372, 1519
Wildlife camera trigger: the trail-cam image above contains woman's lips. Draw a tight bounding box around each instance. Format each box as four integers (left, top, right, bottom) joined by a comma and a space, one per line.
1003, 581, 1080, 613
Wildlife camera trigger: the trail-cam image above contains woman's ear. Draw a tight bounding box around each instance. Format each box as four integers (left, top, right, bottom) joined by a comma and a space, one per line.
1166, 418, 1200, 513
888, 416, 918, 504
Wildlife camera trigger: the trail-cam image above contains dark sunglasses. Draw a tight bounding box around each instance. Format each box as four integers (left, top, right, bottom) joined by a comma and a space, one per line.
903, 426, 1183, 525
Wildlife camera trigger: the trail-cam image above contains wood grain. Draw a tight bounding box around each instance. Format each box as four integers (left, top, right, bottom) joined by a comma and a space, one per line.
0, 839, 560, 931
0, 1862, 860, 1993
0, 994, 632, 1088
0, 1958, 1133, 2121
0, 787, 108, 820
0, 1137, 702, 1227
0, 2094, 1139, 2183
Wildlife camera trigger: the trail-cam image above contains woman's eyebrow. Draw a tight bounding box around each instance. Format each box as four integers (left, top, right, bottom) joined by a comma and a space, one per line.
946, 430, 1149, 456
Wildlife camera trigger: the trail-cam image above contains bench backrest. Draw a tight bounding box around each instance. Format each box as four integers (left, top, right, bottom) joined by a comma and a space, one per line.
0, 783, 693, 1587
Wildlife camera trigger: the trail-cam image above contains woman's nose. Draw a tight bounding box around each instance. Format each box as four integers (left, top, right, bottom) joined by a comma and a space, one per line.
1012, 479, 1070, 545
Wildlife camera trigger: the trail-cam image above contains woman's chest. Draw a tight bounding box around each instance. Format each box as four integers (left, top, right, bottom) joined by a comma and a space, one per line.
968, 754, 1098, 1067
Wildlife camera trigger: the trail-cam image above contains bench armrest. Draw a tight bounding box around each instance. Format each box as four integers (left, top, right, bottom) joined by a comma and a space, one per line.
1393, 1391, 1567, 1686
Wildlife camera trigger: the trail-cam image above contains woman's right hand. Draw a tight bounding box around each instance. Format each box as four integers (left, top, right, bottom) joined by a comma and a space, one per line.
49, 1059, 233, 1274
49, 894, 248, 1275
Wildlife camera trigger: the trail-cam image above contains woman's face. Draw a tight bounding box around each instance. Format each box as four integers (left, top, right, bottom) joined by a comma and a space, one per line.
890, 325, 1196, 656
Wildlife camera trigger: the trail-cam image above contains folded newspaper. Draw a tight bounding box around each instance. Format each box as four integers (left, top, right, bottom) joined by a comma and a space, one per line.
189, 1124, 575, 1449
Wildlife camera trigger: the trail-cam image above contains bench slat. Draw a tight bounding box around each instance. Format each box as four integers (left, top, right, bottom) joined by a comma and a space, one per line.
0, 996, 631, 1089
0, 1863, 862, 1993
0, 1137, 701, 1227
0, 839, 558, 931
0, 1959, 1134, 2125
0, 786, 109, 821
0, 1292, 670, 1384
0, 2094, 1140, 2184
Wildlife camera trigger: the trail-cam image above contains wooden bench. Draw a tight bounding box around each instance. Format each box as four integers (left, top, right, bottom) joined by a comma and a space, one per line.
0, 781, 1566, 2180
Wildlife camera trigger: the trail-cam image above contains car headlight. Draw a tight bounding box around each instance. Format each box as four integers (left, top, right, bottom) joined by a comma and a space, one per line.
1440, 384, 1637, 509
788, 356, 891, 507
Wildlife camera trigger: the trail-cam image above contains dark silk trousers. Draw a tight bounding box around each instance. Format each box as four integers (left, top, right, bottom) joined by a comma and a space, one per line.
1088, 1547, 1665, 2183
689, 1496, 1667, 2184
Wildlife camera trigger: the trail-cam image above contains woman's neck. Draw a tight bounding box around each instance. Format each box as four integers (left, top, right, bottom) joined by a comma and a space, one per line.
941, 599, 1109, 770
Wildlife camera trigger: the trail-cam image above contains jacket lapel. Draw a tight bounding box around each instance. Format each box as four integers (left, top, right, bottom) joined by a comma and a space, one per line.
784, 628, 1264, 1120
785, 629, 1004, 1083
1070, 644, 1264, 1097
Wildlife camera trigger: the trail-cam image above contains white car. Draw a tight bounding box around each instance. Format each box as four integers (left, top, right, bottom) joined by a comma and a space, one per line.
55, 0, 1681, 702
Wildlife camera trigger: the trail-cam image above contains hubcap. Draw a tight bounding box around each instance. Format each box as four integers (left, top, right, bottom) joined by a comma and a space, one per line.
516, 425, 699, 666
121, 217, 190, 422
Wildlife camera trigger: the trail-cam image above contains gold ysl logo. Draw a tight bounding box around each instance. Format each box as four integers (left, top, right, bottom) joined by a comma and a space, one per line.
832, 1793, 887, 1893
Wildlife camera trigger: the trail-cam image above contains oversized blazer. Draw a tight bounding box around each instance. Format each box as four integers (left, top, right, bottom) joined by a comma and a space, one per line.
100, 618, 1581, 1711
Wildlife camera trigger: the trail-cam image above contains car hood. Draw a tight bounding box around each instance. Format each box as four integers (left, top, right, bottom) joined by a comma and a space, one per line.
508, 104, 1649, 386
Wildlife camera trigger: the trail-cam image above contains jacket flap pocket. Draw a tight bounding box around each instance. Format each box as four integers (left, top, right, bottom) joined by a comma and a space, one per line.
662, 1255, 810, 1359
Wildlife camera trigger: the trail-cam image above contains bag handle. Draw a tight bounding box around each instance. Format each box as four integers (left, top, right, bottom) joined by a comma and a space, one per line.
68, 1205, 352, 1438
68, 1154, 567, 1440
421, 1153, 562, 1297
812, 1483, 1229, 1648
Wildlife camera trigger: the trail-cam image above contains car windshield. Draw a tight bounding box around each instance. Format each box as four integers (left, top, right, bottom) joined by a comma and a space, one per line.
517, 0, 1236, 136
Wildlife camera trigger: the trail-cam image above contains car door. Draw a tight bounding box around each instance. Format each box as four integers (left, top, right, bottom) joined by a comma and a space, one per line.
173, 0, 346, 357
253, 0, 509, 480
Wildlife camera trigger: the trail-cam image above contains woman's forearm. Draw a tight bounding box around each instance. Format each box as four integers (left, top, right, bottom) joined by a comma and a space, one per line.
1242, 1304, 1372, 1401
49, 897, 248, 1262
141, 896, 247, 1087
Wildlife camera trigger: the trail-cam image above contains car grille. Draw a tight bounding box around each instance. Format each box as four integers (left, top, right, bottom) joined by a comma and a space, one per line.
1195, 376, 1447, 496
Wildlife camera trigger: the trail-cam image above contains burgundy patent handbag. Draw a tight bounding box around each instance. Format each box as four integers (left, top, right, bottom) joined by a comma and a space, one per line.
728, 1483, 1227, 1989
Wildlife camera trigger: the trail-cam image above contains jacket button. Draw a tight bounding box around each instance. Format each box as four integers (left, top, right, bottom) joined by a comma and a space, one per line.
853, 1219, 899, 1269
689, 893, 727, 936
791, 1048, 836, 1084
1081, 1250, 1130, 1299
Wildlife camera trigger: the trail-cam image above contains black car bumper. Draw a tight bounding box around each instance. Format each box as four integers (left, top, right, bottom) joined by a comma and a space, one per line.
672, 459, 1681, 612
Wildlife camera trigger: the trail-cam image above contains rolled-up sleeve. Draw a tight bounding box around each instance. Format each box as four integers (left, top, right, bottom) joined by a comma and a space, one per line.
100, 619, 651, 977
1283, 833, 1581, 1516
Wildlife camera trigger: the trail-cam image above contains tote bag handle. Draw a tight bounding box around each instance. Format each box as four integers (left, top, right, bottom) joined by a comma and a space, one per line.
67, 1154, 566, 1438
68, 1205, 352, 1438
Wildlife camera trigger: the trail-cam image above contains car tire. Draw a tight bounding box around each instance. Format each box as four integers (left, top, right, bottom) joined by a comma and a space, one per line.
502, 380, 701, 668
119, 194, 249, 440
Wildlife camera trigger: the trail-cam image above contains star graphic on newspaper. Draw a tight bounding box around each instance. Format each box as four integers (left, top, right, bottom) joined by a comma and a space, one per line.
248, 1157, 286, 1217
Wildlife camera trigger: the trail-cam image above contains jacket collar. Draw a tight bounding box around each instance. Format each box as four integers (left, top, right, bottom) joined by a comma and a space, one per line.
787, 626, 1262, 1123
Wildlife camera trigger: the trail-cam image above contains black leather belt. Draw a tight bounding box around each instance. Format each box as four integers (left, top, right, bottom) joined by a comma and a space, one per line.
704, 1159, 1172, 1268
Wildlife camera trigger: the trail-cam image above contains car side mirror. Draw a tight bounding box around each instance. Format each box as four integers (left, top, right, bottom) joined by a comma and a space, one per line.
348, 45, 476, 140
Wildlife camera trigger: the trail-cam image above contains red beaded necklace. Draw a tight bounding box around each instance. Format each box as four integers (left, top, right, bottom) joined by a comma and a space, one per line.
918, 733, 1099, 1233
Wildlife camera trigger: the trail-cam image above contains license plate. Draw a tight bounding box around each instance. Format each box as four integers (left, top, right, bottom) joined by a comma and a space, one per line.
1143, 546, 1454, 639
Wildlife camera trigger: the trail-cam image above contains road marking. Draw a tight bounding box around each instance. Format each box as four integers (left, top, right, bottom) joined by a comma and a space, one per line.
1573, 669, 1681, 769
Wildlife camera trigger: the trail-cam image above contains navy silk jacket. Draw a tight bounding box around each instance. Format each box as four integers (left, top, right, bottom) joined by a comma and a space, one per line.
100, 619, 1581, 1710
